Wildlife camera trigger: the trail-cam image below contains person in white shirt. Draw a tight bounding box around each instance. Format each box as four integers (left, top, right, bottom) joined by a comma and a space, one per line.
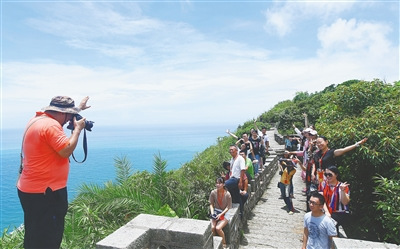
224, 145, 246, 214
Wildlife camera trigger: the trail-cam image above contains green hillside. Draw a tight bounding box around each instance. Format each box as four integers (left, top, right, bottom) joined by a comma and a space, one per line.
2, 79, 399, 248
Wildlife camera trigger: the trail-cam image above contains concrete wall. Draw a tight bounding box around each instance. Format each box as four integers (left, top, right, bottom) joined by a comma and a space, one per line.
96, 153, 281, 249
274, 132, 285, 146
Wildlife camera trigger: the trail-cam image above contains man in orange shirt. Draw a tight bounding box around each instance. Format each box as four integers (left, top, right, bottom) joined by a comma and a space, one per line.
17, 96, 91, 249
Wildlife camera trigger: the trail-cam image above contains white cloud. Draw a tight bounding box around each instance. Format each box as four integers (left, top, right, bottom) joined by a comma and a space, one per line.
317, 18, 393, 56
26, 2, 152, 39
2, 2, 398, 130
264, 1, 356, 37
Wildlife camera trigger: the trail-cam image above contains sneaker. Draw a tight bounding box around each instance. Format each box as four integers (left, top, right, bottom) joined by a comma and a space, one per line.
288, 211, 294, 215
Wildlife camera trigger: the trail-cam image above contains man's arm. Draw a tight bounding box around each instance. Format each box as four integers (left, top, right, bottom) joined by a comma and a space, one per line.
78, 96, 91, 111
302, 227, 309, 249
58, 117, 85, 158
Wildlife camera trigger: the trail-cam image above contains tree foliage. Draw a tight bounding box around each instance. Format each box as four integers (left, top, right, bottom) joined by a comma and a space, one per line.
263, 79, 400, 243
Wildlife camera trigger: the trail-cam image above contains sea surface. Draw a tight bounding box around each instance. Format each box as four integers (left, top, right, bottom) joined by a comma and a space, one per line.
0, 124, 229, 232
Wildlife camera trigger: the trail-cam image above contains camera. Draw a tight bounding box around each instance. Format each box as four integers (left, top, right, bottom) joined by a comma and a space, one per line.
67, 114, 94, 131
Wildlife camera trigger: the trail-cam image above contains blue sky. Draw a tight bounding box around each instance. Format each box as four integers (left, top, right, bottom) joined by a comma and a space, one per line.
1, 0, 399, 129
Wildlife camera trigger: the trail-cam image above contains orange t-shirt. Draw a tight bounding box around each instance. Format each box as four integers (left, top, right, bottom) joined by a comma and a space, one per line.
17, 112, 70, 193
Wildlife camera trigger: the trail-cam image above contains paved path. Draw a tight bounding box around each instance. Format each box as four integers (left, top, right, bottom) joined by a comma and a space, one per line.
240, 129, 307, 249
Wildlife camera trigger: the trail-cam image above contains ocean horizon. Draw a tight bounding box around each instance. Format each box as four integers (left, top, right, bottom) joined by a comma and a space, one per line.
1, 123, 231, 232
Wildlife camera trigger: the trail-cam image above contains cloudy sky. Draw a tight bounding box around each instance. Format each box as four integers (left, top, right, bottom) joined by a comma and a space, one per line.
1, 0, 399, 129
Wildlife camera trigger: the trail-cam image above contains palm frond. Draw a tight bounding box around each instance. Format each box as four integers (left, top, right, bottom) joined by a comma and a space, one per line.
114, 155, 132, 185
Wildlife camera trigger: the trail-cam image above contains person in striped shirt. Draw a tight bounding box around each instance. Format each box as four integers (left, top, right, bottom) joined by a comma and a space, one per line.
318, 165, 350, 233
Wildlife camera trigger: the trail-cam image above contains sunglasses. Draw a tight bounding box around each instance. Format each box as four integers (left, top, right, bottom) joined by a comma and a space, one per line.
324, 173, 333, 177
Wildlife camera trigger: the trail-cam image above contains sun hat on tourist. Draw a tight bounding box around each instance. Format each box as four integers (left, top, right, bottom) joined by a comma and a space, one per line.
309, 130, 318, 136
304, 128, 312, 133
42, 96, 80, 114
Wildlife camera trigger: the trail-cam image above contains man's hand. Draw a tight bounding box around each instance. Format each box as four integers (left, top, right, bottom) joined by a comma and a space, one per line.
74, 116, 86, 131
78, 96, 91, 110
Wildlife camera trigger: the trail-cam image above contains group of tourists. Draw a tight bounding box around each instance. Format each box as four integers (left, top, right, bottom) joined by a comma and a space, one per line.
210, 113, 368, 249
287, 114, 367, 249
209, 121, 270, 249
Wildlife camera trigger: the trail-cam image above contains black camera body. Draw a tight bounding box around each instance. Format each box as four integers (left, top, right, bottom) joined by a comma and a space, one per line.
67, 114, 94, 131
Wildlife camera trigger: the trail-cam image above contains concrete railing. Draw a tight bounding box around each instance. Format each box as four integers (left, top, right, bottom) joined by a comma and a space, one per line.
96, 152, 281, 249
274, 132, 285, 146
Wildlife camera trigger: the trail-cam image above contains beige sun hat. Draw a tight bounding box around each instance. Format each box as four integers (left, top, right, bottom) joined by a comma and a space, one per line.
42, 96, 80, 114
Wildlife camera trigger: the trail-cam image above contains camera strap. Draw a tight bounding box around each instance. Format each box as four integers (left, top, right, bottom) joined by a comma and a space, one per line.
18, 116, 48, 173
71, 129, 88, 163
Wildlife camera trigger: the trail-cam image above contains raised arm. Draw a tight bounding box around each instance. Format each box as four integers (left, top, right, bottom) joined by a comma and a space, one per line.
293, 123, 302, 137
339, 182, 350, 206
253, 119, 259, 131
226, 129, 239, 139
334, 138, 368, 157
58, 117, 86, 158
78, 96, 91, 111
294, 157, 306, 171
303, 113, 309, 128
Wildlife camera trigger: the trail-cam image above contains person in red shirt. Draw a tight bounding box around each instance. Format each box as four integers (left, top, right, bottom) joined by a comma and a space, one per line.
319, 166, 351, 234
17, 96, 91, 249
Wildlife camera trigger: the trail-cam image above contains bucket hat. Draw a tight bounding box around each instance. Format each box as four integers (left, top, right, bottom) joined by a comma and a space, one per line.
42, 96, 80, 114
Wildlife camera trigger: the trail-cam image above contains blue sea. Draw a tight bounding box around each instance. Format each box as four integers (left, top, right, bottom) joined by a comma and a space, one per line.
0, 124, 229, 232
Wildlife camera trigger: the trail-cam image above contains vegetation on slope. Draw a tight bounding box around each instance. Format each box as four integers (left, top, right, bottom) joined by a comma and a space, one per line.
2, 79, 398, 248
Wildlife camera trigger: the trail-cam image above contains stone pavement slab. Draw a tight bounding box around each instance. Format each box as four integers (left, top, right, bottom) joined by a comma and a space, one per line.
239, 129, 307, 249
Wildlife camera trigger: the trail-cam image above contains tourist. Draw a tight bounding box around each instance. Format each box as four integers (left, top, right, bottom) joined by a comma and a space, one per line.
222, 156, 248, 213
209, 177, 232, 249
319, 166, 351, 233
235, 133, 253, 158
239, 150, 251, 211
225, 145, 246, 213
302, 192, 337, 249
314, 136, 368, 182
291, 135, 301, 151
17, 96, 91, 248
254, 120, 270, 165
248, 129, 262, 175
239, 150, 254, 181
278, 156, 296, 214
221, 161, 230, 181
279, 151, 296, 198
284, 135, 292, 151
